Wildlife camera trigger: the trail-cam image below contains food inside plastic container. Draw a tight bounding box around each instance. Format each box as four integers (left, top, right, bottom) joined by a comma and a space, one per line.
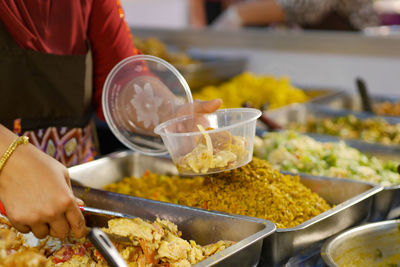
177, 125, 248, 174
154, 108, 261, 175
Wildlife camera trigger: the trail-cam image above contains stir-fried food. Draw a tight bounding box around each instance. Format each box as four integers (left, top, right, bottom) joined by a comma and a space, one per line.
0, 216, 233, 267
105, 158, 332, 228
374, 101, 400, 116
254, 131, 400, 186
289, 114, 400, 145
193, 72, 309, 110
133, 36, 197, 66
177, 125, 248, 174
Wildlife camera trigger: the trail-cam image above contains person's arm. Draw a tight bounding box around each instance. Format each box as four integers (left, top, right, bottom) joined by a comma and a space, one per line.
88, 0, 139, 120
88, 0, 222, 126
212, 0, 286, 29
236, 0, 287, 26
189, 0, 207, 29
0, 125, 86, 239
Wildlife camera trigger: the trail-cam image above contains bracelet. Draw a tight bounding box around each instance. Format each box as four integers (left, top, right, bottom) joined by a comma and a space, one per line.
0, 136, 29, 172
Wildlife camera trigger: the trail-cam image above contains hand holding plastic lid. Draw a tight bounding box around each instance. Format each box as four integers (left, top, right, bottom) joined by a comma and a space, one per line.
103, 55, 259, 175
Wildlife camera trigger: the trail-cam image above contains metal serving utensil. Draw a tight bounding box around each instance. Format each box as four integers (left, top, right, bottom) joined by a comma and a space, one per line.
88, 227, 129, 267
0, 201, 133, 244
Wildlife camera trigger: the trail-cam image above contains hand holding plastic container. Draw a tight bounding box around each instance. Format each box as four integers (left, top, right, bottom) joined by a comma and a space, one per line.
102, 55, 260, 175
154, 108, 260, 175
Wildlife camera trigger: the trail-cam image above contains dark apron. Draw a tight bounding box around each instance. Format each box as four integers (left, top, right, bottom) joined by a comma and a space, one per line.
0, 21, 93, 130
0, 21, 97, 166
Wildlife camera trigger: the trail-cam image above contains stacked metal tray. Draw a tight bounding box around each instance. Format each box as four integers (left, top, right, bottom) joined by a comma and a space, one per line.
174, 55, 247, 91
296, 87, 345, 106
69, 151, 381, 266
309, 90, 400, 116
264, 102, 400, 128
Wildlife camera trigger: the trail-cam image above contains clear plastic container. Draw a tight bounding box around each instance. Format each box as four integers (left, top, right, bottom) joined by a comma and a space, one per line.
102, 55, 193, 155
154, 108, 261, 175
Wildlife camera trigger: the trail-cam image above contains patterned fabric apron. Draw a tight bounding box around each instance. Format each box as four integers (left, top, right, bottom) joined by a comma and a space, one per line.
0, 22, 97, 167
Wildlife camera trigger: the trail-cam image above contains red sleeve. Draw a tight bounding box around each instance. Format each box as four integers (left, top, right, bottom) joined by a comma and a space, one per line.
88, 0, 141, 120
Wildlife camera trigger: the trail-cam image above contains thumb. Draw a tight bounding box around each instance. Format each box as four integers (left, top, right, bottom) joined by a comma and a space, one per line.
193, 99, 222, 114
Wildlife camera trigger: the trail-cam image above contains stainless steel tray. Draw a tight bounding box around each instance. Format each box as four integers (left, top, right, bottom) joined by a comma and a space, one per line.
263, 173, 381, 266
308, 134, 400, 222
69, 151, 381, 266
311, 90, 400, 116
298, 87, 345, 106
175, 56, 247, 91
72, 189, 274, 265
264, 104, 400, 223
70, 153, 275, 267
263, 103, 400, 143
264, 130, 400, 220
321, 219, 400, 266
264, 102, 400, 128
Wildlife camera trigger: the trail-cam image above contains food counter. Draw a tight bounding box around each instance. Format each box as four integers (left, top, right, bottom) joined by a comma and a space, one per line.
74, 29, 400, 266
69, 151, 381, 266
3, 28, 400, 266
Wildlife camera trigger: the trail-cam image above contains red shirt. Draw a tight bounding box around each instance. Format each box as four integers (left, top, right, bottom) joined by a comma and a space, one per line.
0, 0, 139, 119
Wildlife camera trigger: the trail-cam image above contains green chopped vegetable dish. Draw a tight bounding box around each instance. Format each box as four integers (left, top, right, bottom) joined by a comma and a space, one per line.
254, 131, 400, 186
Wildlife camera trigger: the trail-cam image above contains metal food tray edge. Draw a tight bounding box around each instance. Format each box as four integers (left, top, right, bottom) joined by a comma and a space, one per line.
262, 173, 381, 266
69, 152, 276, 267
69, 151, 382, 266
309, 90, 400, 117
175, 56, 247, 91
264, 104, 400, 220
321, 219, 400, 267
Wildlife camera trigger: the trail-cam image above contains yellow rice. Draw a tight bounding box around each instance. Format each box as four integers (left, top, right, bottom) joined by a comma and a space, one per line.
105, 158, 331, 228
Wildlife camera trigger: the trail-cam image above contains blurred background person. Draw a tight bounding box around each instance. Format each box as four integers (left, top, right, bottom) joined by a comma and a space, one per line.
190, 0, 236, 28
192, 0, 380, 31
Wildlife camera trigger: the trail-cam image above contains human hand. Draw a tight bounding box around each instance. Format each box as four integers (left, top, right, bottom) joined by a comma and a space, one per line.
0, 141, 87, 239
154, 99, 223, 156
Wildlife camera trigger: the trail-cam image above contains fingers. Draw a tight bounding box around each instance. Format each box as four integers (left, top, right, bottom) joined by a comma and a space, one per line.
12, 223, 31, 234
31, 223, 50, 239
74, 197, 85, 206
193, 99, 222, 113
49, 216, 70, 239
65, 204, 87, 238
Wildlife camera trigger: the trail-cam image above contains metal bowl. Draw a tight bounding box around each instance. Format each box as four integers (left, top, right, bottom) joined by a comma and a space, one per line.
321, 220, 400, 266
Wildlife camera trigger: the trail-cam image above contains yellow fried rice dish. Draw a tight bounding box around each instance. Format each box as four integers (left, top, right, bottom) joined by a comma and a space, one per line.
105, 158, 332, 228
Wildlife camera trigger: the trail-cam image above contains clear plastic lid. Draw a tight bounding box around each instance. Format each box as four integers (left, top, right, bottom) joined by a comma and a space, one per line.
102, 55, 193, 155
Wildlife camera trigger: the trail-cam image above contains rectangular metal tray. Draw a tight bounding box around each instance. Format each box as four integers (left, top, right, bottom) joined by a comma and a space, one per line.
314, 139, 400, 221
264, 102, 400, 128
69, 151, 381, 266
298, 86, 345, 105
175, 55, 247, 91
272, 132, 400, 222
310, 91, 400, 116
69, 153, 275, 267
